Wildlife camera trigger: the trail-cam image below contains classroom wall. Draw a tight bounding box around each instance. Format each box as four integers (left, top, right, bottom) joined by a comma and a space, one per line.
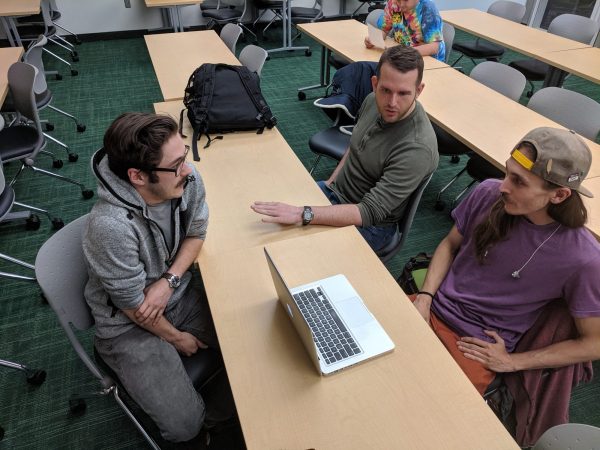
53, 0, 506, 35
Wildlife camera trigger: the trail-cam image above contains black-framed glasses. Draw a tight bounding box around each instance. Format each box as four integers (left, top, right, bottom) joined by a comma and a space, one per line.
149, 145, 190, 177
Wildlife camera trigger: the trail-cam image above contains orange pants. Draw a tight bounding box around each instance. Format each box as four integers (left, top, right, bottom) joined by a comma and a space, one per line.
409, 294, 495, 395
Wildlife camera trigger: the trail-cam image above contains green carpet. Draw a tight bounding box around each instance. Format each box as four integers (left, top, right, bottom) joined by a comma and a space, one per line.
1, 24, 599, 449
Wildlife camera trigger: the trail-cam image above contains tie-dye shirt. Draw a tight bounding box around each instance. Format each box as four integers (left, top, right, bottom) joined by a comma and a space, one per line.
377, 0, 445, 62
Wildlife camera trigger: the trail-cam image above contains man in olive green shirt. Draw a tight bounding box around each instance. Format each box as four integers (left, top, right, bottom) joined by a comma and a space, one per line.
251, 46, 438, 255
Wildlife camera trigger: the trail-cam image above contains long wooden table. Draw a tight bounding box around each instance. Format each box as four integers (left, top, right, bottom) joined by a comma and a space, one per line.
200, 226, 518, 449
537, 46, 600, 86
419, 67, 600, 180
153, 100, 333, 257
144, 0, 202, 32
0, 0, 40, 47
296, 20, 449, 99
0, 47, 24, 104
441, 8, 597, 87
145, 30, 240, 101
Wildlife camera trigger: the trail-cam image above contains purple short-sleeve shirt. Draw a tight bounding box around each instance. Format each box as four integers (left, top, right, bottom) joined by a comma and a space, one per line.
431, 179, 600, 352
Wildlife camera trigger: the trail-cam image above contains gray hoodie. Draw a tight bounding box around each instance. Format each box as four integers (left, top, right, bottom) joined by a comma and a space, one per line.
83, 149, 209, 339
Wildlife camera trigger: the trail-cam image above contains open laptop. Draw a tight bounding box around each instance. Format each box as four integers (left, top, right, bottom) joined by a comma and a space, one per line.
264, 248, 395, 376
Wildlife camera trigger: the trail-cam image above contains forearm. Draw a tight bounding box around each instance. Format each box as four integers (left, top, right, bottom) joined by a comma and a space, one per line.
122, 308, 182, 344
312, 204, 362, 227
167, 237, 204, 277
421, 238, 458, 296
414, 42, 440, 57
326, 148, 350, 185
511, 337, 600, 371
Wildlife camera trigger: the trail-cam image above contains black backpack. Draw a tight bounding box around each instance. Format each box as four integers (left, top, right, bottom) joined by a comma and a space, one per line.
181, 63, 277, 161
397, 252, 433, 295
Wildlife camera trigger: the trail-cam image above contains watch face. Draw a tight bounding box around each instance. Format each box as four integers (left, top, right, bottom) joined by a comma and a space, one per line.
170, 276, 181, 288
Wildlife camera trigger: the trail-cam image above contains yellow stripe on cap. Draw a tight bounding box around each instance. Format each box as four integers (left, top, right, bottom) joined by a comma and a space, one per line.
512, 149, 534, 170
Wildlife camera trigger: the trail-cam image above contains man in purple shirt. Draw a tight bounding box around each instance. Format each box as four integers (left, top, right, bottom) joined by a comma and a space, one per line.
414, 127, 600, 394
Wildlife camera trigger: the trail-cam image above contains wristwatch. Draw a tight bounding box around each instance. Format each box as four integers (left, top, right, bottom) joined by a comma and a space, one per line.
302, 206, 314, 226
162, 272, 181, 289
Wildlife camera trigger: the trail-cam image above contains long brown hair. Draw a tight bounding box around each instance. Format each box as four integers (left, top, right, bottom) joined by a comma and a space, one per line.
473, 143, 588, 263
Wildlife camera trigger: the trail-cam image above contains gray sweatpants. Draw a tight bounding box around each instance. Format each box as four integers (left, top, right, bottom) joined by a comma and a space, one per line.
95, 275, 218, 443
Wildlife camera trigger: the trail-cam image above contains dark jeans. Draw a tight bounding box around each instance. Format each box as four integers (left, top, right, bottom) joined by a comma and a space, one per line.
317, 181, 398, 254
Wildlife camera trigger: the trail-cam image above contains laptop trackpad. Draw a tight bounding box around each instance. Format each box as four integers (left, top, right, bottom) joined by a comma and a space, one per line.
337, 297, 374, 328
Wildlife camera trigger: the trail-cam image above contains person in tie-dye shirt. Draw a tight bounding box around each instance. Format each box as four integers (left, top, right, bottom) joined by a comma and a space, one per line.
364, 0, 445, 62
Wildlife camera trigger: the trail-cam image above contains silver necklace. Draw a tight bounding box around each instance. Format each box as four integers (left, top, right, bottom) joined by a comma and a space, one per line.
511, 224, 561, 279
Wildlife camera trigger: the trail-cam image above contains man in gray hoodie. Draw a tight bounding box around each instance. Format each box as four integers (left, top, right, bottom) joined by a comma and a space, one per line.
83, 113, 216, 443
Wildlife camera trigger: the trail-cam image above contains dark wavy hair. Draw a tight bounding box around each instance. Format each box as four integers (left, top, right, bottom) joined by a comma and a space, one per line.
473, 143, 588, 263
103, 112, 179, 184
376, 45, 424, 86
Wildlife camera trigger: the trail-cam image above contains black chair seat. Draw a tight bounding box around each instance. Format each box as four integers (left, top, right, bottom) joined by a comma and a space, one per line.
309, 126, 351, 161
291, 7, 319, 18
0, 126, 40, 162
255, 0, 283, 8
433, 123, 471, 156
328, 53, 350, 70
0, 184, 16, 221
509, 59, 549, 81
202, 8, 242, 20
466, 154, 504, 181
16, 10, 60, 23
15, 24, 57, 40
452, 40, 504, 59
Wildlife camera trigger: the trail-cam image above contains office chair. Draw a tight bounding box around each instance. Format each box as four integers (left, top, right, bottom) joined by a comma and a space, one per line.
202, 0, 257, 42
532, 423, 600, 450
509, 14, 600, 97
35, 214, 225, 450
15, 0, 79, 75
22, 35, 86, 162
441, 22, 455, 65
435, 62, 526, 210
220, 23, 243, 54
239, 44, 268, 76
527, 87, 600, 141
252, 0, 284, 39
451, 0, 526, 67
350, 0, 386, 19
308, 61, 378, 175
291, 0, 324, 40
0, 359, 46, 385
16, 0, 81, 45
0, 62, 93, 200
378, 173, 433, 263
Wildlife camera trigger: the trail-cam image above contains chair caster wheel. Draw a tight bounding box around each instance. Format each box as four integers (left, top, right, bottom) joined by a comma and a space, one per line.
69, 399, 87, 416
41, 293, 48, 304
68, 153, 79, 162
434, 201, 445, 211
0, 425, 4, 441
45, 123, 55, 132
526, 90, 533, 98
71, 69, 78, 76
53, 159, 64, 169
26, 370, 47, 386
305, 49, 312, 57
75, 39, 82, 45
72, 50, 79, 57
76, 124, 86, 132
55, 73, 63, 81
298, 91, 306, 101
25, 215, 41, 231
82, 190, 94, 200
450, 155, 460, 164
52, 218, 64, 230
72, 55, 79, 62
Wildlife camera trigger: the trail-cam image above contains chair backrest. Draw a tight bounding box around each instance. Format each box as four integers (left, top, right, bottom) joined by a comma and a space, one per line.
239, 44, 268, 76
379, 173, 433, 263
487, 0, 526, 23
7, 62, 43, 133
23, 35, 49, 95
532, 423, 600, 450
528, 87, 600, 140
547, 13, 600, 45
470, 61, 526, 101
365, 9, 384, 27
34, 214, 106, 381
442, 22, 455, 64
220, 23, 243, 54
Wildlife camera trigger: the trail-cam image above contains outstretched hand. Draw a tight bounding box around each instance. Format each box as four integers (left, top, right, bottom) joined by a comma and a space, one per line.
251, 201, 302, 225
457, 330, 516, 373
364, 36, 374, 49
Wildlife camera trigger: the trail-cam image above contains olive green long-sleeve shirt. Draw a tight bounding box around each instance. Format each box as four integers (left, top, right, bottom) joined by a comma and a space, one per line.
330, 93, 439, 227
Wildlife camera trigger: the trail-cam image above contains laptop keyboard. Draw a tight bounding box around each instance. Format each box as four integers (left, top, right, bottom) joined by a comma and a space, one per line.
293, 287, 362, 365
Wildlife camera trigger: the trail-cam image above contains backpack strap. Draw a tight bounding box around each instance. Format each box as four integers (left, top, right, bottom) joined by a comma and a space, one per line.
230, 66, 277, 129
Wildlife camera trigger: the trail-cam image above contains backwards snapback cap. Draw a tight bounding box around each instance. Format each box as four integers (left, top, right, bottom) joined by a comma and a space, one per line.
511, 127, 593, 198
